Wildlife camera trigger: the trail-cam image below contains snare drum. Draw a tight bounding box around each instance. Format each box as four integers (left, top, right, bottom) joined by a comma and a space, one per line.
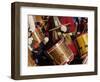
76, 33, 88, 58
47, 38, 74, 65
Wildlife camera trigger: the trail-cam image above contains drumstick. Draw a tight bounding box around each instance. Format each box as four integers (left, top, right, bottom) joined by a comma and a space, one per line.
49, 23, 70, 32
49, 26, 60, 31
63, 23, 70, 26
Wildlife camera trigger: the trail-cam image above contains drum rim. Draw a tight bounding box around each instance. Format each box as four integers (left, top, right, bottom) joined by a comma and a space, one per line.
47, 38, 64, 53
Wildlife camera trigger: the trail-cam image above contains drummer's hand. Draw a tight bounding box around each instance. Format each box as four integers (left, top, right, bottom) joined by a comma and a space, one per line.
43, 37, 49, 45
60, 25, 67, 33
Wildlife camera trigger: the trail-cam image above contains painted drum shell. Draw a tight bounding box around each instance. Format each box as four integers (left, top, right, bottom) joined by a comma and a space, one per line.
75, 33, 88, 58
47, 38, 74, 65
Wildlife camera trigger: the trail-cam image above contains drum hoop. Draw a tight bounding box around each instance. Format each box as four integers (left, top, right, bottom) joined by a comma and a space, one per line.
61, 54, 74, 65
47, 38, 64, 53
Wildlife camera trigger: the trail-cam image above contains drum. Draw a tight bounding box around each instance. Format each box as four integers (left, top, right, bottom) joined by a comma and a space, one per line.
32, 28, 45, 49
76, 33, 88, 58
47, 38, 74, 65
